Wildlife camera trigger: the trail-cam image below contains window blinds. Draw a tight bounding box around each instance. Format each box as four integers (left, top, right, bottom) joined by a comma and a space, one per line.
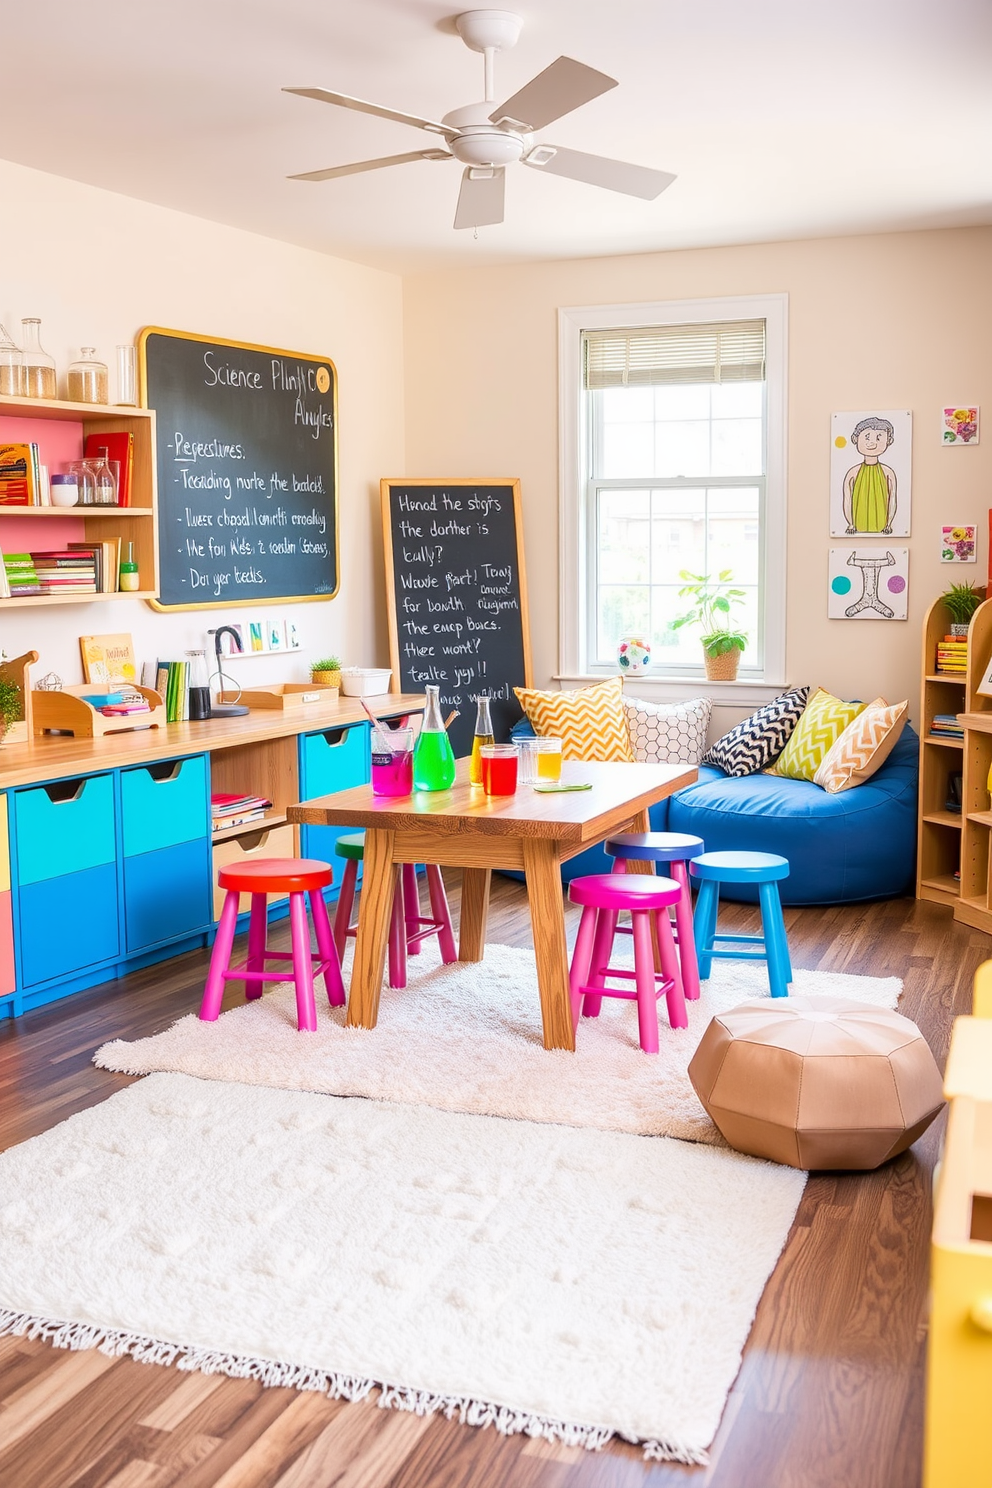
582, 319, 766, 388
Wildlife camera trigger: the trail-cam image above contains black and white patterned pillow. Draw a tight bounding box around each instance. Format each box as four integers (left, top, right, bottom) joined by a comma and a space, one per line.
622, 696, 712, 765
702, 686, 811, 777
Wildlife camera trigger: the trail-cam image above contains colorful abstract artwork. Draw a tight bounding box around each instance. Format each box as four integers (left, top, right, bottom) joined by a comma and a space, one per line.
942, 407, 979, 446
830, 410, 912, 537
828, 547, 909, 620
941, 525, 977, 563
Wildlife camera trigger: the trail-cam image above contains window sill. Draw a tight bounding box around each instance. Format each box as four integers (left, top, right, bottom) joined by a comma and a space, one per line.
555, 674, 787, 708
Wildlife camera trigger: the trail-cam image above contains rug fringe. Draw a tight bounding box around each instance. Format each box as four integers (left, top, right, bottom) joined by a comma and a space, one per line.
0, 1306, 708, 1465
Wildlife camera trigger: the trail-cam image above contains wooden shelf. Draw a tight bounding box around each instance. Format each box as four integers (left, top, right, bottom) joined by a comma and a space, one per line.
211, 811, 288, 844
925, 674, 967, 684
0, 590, 157, 608
925, 735, 964, 748
968, 811, 992, 827
921, 874, 961, 896
0, 506, 153, 517
0, 394, 153, 421
924, 811, 964, 829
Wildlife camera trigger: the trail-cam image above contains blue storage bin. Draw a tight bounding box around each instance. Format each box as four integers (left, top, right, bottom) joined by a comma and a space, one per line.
18, 862, 120, 986
121, 755, 209, 857
14, 774, 116, 886
124, 838, 212, 952
299, 724, 370, 800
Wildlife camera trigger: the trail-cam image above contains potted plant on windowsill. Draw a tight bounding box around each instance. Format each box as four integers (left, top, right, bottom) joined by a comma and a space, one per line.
672, 570, 749, 682
941, 581, 984, 636
311, 655, 342, 689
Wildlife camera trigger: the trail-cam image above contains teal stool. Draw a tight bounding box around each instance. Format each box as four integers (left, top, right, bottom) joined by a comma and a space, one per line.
689, 851, 792, 998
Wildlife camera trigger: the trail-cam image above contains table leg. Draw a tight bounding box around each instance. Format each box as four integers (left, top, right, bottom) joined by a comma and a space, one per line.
458, 868, 491, 962
522, 838, 575, 1052
347, 828, 398, 1030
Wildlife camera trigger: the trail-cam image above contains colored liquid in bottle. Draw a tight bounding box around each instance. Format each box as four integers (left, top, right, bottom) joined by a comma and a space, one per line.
482, 752, 518, 796
469, 732, 495, 785
413, 729, 456, 791
536, 748, 562, 781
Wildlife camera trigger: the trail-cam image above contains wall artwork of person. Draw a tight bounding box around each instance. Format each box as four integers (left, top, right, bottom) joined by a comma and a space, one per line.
830, 410, 912, 537
828, 547, 909, 620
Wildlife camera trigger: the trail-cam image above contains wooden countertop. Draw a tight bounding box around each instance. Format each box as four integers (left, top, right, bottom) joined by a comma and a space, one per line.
0, 693, 425, 788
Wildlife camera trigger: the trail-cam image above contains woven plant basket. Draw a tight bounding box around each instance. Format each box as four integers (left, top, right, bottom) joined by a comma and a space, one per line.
703, 647, 742, 682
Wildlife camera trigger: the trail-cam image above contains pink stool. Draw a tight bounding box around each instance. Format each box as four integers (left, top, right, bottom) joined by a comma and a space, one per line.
568, 873, 688, 1053
332, 832, 457, 988
199, 858, 345, 1032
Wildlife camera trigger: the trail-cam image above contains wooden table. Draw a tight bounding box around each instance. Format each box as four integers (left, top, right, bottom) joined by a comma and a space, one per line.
289, 757, 696, 1051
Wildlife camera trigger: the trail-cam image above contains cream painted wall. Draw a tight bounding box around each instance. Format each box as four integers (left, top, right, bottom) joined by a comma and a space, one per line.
0, 158, 403, 690
402, 227, 992, 735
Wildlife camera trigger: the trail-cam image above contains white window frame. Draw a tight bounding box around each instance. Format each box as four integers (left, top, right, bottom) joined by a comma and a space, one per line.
558, 293, 788, 703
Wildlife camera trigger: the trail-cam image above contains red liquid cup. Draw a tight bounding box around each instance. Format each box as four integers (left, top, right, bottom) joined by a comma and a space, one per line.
480, 744, 518, 796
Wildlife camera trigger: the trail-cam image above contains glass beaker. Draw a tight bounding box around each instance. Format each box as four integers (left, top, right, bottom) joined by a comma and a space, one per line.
480, 743, 519, 796
21, 318, 56, 399
68, 459, 98, 506
186, 649, 212, 721
90, 448, 118, 505
116, 344, 137, 406
531, 736, 563, 782
0, 323, 23, 396
371, 726, 414, 796
412, 684, 456, 791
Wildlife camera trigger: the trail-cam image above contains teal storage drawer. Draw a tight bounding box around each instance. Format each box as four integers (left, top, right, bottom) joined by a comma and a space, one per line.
300, 724, 370, 801
14, 774, 116, 887
121, 755, 209, 857
18, 861, 120, 986
124, 838, 211, 952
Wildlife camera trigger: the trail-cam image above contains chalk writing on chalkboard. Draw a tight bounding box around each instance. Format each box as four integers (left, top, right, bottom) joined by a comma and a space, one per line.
382, 479, 532, 758
139, 328, 338, 610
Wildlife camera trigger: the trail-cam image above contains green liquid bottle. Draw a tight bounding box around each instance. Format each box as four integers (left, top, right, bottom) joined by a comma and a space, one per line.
413, 684, 456, 791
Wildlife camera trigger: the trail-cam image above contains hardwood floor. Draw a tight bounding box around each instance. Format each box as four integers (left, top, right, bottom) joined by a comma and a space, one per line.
0, 878, 983, 1488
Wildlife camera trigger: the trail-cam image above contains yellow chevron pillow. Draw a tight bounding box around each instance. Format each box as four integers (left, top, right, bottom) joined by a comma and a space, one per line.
514, 677, 634, 762
765, 688, 867, 781
813, 700, 908, 793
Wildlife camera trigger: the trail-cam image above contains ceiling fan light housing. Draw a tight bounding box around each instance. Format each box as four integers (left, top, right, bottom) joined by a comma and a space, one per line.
449, 129, 525, 167
454, 10, 522, 55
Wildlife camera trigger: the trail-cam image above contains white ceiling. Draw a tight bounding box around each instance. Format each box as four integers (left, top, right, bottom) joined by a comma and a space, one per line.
4, 0, 992, 274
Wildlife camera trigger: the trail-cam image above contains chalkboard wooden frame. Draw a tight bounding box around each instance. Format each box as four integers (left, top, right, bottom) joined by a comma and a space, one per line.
139, 326, 339, 611
381, 477, 532, 756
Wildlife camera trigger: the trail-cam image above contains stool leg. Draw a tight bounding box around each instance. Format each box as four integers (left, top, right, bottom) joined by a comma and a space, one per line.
310, 888, 345, 1008
403, 864, 421, 955
245, 893, 267, 996
289, 891, 318, 1032
631, 910, 660, 1055
200, 889, 240, 1021
333, 859, 358, 959
671, 861, 700, 1001
655, 910, 688, 1030
388, 882, 407, 989
583, 908, 617, 1018
426, 864, 458, 964
568, 905, 598, 1031
694, 879, 719, 981
758, 881, 791, 999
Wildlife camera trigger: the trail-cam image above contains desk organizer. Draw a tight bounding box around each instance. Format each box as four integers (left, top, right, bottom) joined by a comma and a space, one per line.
218, 683, 339, 711
33, 684, 166, 737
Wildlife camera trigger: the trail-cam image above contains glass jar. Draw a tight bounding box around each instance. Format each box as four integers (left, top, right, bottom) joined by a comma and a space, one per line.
20, 318, 56, 400
68, 458, 98, 506
89, 447, 118, 505
0, 323, 23, 396
116, 344, 137, 406
186, 649, 212, 721
67, 347, 108, 404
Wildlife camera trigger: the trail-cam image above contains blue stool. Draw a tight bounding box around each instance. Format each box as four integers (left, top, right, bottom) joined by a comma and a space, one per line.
689, 851, 792, 998
604, 832, 705, 1001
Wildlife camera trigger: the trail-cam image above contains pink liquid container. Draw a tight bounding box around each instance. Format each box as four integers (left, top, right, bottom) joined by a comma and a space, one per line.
371, 726, 414, 796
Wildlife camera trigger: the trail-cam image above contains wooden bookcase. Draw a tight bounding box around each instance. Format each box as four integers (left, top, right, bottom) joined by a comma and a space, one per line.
0, 393, 159, 604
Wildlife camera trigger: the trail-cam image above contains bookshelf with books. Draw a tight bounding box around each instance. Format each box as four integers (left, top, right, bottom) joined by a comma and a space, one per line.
0, 393, 158, 606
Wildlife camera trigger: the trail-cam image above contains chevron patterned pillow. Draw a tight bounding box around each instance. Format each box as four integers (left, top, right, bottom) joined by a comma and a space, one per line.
702, 686, 811, 777
813, 700, 908, 793
513, 677, 634, 761
766, 688, 868, 782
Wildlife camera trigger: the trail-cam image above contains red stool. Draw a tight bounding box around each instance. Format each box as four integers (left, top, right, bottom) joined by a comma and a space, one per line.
199, 858, 345, 1032
332, 832, 457, 988
568, 873, 688, 1053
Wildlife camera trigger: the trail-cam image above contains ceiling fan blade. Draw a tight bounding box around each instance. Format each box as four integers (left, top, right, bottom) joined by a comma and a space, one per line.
284, 87, 457, 140
453, 167, 505, 230
289, 149, 451, 182
489, 57, 617, 132
523, 145, 675, 200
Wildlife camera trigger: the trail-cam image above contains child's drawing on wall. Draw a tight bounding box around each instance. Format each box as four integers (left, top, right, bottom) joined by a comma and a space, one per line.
830, 410, 912, 537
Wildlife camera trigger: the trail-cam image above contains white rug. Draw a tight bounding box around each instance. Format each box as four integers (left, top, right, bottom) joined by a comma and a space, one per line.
95, 942, 903, 1143
0, 1072, 806, 1463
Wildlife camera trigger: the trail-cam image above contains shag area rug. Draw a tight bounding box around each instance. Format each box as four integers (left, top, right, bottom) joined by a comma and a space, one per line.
0, 1072, 806, 1463
96, 943, 902, 1142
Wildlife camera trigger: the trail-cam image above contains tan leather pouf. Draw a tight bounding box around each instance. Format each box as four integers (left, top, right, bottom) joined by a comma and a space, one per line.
687, 995, 944, 1170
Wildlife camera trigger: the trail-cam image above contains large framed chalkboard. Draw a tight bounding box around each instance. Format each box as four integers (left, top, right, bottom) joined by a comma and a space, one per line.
382, 478, 532, 758
139, 328, 338, 610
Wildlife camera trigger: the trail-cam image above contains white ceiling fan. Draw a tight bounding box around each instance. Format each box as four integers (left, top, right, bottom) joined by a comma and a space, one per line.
284, 8, 676, 230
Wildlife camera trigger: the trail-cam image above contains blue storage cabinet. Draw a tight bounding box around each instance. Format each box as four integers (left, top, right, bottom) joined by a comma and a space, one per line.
121, 755, 212, 953
13, 773, 121, 989
299, 723, 370, 889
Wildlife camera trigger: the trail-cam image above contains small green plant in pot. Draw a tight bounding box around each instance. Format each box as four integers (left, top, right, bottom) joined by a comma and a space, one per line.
941, 581, 984, 636
311, 655, 342, 689
672, 570, 749, 681
0, 676, 21, 743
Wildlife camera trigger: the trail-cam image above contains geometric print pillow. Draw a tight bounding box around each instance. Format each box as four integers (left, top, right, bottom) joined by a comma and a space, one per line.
701, 685, 811, 778
622, 695, 712, 765
765, 688, 867, 782
513, 676, 634, 761
813, 699, 908, 793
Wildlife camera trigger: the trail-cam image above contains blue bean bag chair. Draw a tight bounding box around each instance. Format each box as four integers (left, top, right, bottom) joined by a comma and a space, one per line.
509, 717, 919, 905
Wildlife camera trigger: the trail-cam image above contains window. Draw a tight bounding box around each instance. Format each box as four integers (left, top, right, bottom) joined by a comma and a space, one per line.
559, 296, 787, 687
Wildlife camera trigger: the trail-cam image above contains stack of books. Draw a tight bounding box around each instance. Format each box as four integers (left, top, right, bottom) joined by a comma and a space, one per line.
31, 549, 98, 595
154, 660, 190, 722
211, 793, 273, 831
936, 636, 968, 674
3, 553, 41, 596
930, 713, 964, 741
